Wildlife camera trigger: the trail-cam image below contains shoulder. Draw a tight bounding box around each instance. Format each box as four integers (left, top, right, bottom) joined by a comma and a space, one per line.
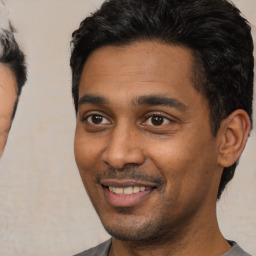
222, 241, 252, 256
73, 239, 112, 256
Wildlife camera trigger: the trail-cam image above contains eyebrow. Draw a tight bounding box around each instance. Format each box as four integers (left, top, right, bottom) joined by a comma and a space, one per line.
134, 94, 188, 111
78, 93, 187, 111
78, 94, 110, 106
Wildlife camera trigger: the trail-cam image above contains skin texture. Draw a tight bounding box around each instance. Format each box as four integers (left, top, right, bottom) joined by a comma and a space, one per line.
74, 41, 250, 256
0, 64, 17, 158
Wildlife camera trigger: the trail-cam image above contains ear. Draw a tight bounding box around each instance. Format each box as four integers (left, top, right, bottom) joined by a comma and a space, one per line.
217, 109, 251, 168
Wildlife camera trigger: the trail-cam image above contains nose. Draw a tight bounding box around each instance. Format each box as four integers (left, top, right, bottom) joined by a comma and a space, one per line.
102, 123, 145, 169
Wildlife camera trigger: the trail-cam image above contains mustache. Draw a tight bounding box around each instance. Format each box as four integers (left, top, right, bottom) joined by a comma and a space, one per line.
96, 166, 165, 185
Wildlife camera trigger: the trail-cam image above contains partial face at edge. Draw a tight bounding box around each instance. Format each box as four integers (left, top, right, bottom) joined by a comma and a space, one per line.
74, 41, 223, 242
0, 64, 17, 158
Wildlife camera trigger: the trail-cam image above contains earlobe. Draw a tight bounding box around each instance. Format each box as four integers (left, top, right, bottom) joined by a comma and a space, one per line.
217, 109, 251, 168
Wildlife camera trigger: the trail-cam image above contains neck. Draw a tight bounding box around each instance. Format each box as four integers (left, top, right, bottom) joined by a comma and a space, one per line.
109, 212, 231, 256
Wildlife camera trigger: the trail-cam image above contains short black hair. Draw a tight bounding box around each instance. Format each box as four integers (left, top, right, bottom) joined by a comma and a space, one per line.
70, 0, 254, 199
0, 21, 27, 118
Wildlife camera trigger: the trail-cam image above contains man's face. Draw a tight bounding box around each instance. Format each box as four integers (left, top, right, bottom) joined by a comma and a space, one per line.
75, 41, 223, 242
0, 64, 17, 158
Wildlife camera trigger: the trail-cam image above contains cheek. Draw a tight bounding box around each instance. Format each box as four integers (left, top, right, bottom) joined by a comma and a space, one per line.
74, 130, 106, 206
74, 127, 104, 175
148, 131, 217, 198
74, 132, 95, 195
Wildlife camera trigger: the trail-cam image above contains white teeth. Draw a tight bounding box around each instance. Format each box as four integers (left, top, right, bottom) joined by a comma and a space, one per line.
109, 186, 147, 195
123, 187, 133, 195
133, 186, 140, 193
114, 187, 124, 194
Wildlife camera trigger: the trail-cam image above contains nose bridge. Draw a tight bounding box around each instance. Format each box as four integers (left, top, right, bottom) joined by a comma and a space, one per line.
103, 121, 145, 169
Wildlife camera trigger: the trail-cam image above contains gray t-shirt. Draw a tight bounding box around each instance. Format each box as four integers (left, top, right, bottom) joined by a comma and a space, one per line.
73, 240, 252, 256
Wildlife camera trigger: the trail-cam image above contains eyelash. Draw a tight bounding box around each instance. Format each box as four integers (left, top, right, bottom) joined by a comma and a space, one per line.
82, 113, 111, 125
143, 114, 174, 127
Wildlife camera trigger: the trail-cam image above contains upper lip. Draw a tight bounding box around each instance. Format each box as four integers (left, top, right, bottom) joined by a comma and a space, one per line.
100, 179, 158, 188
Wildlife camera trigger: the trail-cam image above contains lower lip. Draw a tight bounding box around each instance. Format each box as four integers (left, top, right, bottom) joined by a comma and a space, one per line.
103, 186, 153, 207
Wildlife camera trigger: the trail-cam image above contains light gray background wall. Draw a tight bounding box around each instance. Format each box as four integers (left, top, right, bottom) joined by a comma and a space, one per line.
0, 1, 255, 255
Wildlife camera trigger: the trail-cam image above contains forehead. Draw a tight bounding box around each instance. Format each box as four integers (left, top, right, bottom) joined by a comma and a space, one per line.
0, 64, 17, 95
78, 41, 205, 110
81, 41, 195, 89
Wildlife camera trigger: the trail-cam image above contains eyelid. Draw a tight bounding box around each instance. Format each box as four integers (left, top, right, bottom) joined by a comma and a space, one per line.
81, 112, 112, 125
142, 113, 176, 126
89, 115, 111, 125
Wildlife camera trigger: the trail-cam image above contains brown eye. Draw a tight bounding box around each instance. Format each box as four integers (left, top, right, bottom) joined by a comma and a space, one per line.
91, 115, 103, 124
86, 114, 111, 125
151, 115, 164, 126
143, 114, 172, 127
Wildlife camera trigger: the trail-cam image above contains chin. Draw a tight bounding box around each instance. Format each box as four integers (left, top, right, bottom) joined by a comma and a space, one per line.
100, 211, 172, 243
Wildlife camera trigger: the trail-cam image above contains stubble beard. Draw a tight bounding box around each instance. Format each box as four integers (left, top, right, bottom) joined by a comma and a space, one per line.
99, 204, 183, 247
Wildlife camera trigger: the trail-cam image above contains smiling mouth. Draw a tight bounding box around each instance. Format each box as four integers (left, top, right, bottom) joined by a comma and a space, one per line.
108, 186, 151, 195
100, 179, 158, 207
